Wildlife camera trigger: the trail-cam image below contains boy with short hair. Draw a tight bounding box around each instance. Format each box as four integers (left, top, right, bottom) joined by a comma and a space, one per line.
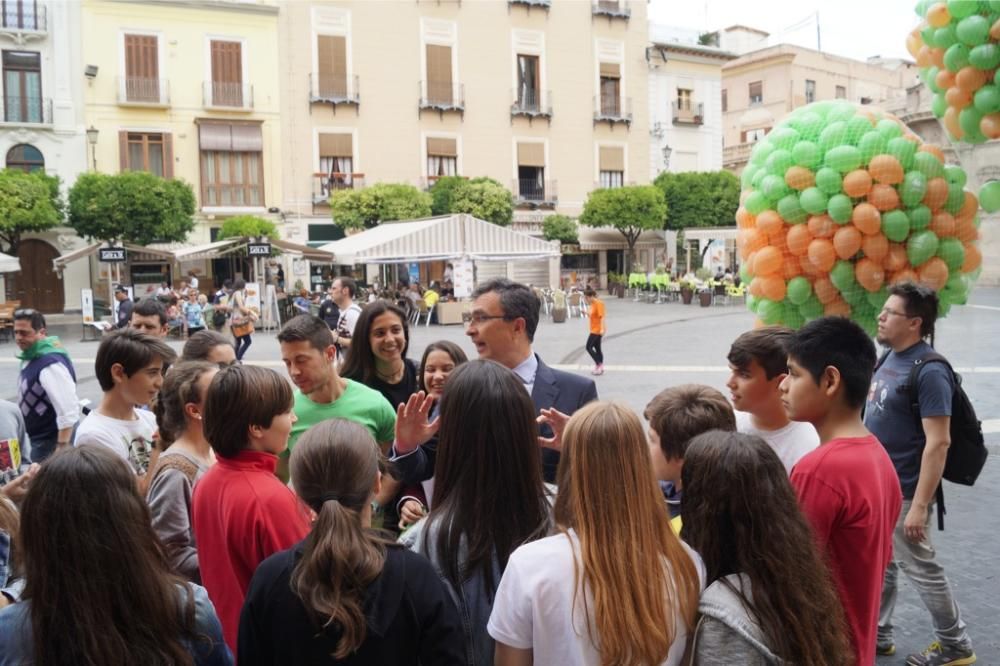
727, 326, 818, 474
643, 384, 736, 531
583, 288, 605, 375
75, 329, 177, 482
781, 317, 902, 666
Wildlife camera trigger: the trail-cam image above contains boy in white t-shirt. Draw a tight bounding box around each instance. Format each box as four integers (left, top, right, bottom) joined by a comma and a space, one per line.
75, 329, 177, 487
726, 327, 818, 474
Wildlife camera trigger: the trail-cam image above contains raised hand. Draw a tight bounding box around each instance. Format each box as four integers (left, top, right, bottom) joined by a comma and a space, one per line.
537, 408, 571, 452
394, 391, 440, 454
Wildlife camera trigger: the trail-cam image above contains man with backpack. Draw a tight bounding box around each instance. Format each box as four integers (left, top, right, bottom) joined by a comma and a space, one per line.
865, 282, 977, 666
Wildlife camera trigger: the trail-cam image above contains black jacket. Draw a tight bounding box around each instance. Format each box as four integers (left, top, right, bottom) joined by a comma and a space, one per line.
532, 355, 598, 482
238, 541, 465, 665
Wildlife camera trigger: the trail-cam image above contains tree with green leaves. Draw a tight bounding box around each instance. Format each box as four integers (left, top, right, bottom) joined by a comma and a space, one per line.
0, 168, 63, 255
217, 215, 280, 240
329, 182, 432, 230
429, 175, 468, 215
68, 171, 196, 245
449, 178, 513, 226
579, 185, 667, 274
542, 214, 578, 244
653, 170, 740, 231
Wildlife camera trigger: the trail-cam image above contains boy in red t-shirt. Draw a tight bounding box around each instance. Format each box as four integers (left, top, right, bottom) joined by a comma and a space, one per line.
780, 317, 902, 666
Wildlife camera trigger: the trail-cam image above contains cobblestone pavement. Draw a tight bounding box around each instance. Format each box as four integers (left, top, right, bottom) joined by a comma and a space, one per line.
6, 286, 999, 661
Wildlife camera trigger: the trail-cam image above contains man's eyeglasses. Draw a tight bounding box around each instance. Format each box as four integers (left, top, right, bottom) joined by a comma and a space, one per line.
879, 307, 915, 319
462, 312, 512, 326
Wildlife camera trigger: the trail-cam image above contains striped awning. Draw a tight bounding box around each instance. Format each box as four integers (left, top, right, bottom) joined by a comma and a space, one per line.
318, 214, 560, 265
577, 228, 667, 251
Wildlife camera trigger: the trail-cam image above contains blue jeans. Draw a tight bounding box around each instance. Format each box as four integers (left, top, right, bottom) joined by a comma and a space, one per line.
234, 334, 252, 361
28, 437, 57, 463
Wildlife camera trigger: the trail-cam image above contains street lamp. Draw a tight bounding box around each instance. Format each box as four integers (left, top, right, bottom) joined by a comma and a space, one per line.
662, 144, 673, 171
86, 126, 99, 171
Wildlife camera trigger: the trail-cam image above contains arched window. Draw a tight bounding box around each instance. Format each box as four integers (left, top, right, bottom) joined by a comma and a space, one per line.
6, 143, 44, 172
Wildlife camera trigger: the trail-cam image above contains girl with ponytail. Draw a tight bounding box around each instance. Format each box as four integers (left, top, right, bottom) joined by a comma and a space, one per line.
238, 418, 464, 665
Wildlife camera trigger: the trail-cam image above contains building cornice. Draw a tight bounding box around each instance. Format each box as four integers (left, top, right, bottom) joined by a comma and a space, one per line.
107, 0, 279, 16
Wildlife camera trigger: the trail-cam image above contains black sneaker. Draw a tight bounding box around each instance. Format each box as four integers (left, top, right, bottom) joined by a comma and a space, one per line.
876, 641, 896, 656
906, 641, 976, 666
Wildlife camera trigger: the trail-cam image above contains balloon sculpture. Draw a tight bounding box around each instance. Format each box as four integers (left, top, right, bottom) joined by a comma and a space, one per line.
908, 0, 1000, 212
736, 100, 983, 335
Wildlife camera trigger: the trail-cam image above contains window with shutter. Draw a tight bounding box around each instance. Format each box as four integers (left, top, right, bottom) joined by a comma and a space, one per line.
598, 146, 624, 188
316, 35, 347, 98
199, 122, 264, 207
318, 133, 354, 193
598, 62, 620, 116
122, 132, 168, 177
425, 44, 452, 105
426, 137, 457, 183
516, 54, 539, 111
516, 143, 545, 201
749, 81, 762, 105
124, 35, 158, 102
3, 50, 41, 121
210, 40, 243, 107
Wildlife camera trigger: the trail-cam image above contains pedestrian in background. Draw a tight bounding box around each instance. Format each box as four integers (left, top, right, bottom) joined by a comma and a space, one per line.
583, 287, 605, 375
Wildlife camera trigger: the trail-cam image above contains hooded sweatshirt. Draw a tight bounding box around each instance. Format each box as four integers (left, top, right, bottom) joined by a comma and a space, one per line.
693, 574, 783, 666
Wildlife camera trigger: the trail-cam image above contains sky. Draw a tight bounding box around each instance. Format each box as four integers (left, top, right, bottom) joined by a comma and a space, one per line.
648, 0, 917, 62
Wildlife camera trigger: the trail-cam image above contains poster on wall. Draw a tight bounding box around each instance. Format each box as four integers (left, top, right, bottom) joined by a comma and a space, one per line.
408, 263, 420, 285
453, 258, 474, 299
81, 289, 94, 323
244, 282, 262, 313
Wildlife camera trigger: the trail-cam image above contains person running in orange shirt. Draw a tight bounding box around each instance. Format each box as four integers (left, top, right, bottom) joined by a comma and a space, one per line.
584, 288, 605, 376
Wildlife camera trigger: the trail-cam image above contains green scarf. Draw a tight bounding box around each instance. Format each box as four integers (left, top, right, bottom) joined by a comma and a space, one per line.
18, 336, 70, 363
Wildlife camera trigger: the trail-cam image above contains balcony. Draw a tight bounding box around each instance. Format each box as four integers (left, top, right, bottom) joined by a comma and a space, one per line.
313, 172, 365, 206
593, 95, 632, 127
203, 81, 254, 110
0, 95, 51, 124
419, 81, 464, 117
591, 0, 630, 20
514, 179, 558, 207
508, 0, 550, 9
511, 88, 552, 124
0, 3, 46, 41
723, 142, 753, 168
672, 101, 704, 126
309, 73, 360, 108
118, 77, 169, 107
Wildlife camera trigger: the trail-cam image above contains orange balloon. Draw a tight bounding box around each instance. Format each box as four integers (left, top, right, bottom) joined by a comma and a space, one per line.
930, 47, 945, 70
807, 239, 836, 273
923, 178, 950, 211
754, 245, 783, 276
852, 202, 882, 235
833, 225, 863, 260
735, 206, 754, 229
759, 275, 787, 301
926, 2, 950, 28
917, 257, 949, 291
907, 25, 925, 58
956, 192, 978, 224
824, 298, 851, 317
813, 277, 838, 304
862, 233, 889, 262
785, 166, 815, 191
935, 68, 956, 91
868, 184, 900, 212
915, 44, 934, 68
917, 144, 945, 164
961, 243, 982, 272
855, 258, 885, 293
738, 228, 767, 259
930, 211, 956, 237
890, 268, 919, 285
799, 254, 820, 277
992, 16, 1000, 41
756, 210, 784, 236
981, 113, 1000, 140
745, 251, 757, 276
843, 169, 873, 198
807, 214, 836, 239
868, 155, 904, 185
748, 277, 763, 297
955, 217, 978, 242
786, 224, 813, 256
943, 105, 965, 140
884, 243, 909, 272
945, 87, 973, 111
956, 66, 988, 93
783, 258, 804, 280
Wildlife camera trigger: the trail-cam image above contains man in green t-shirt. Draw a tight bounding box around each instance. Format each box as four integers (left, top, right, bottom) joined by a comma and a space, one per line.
277, 315, 396, 484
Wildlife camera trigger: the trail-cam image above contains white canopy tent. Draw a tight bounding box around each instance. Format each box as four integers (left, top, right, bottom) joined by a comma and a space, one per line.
0, 252, 20, 273
318, 214, 561, 264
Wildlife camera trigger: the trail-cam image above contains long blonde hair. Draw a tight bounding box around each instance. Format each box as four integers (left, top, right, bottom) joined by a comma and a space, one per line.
554, 401, 700, 666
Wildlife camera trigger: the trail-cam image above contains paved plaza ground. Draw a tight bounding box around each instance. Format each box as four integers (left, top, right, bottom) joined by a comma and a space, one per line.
4, 287, 999, 662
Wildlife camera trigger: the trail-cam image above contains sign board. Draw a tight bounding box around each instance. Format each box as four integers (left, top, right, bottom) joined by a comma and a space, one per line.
244, 282, 262, 313
408, 263, 420, 285
81, 289, 94, 323
248, 243, 271, 257
99, 247, 126, 262
453, 258, 474, 299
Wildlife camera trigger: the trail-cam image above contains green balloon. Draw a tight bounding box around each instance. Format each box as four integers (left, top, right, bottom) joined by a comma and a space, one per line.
935, 24, 959, 49
857, 131, 888, 163
758, 298, 783, 325
827, 194, 854, 224
948, 0, 979, 19
969, 43, 1000, 70
744, 191, 769, 215
913, 152, 945, 179
937, 237, 966, 272
783, 304, 806, 330
944, 164, 968, 188
866, 287, 889, 310
960, 106, 985, 136
900, 171, 928, 207
843, 286, 865, 307
740, 264, 752, 285
818, 121, 848, 152
740, 164, 760, 189
789, 112, 824, 141
765, 149, 794, 177
830, 260, 857, 293
907, 230, 940, 267
945, 183, 965, 213
768, 127, 800, 151
746, 294, 758, 313
974, 85, 1000, 113
749, 140, 775, 166
846, 116, 873, 144
876, 119, 903, 140
887, 137, 918, 170
932, 92, 949, 118
777, 194, 808, 223
799, 296, 824, 320
925, 66, 943, 95
792, 140, 821, 168
751, 168, 767, 190
827, 102, 856, 123
938, 300, 952, 318
957, 15, 990, 47
882, 210, 911, 242
908, 204, 933, 231
824, 145, 863, 173
944, 43, 971, 72
815, 167, 843, 195
787, 276, 812, 305
990, 0, 1000, 12
942, 274, 969, 305
799, 187, 829, 215
980, 180, 1000, 212
922, 24, 938, 46
916, 0, 932, 16
761, 174, 790, 202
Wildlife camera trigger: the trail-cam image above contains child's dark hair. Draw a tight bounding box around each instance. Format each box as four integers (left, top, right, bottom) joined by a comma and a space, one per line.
727, 326, 794, 379
786, 316, 876, 410
133, 298, 168, 325
94, 329, 177, 391
202, 365, 293, 458
643, 384, 735, 461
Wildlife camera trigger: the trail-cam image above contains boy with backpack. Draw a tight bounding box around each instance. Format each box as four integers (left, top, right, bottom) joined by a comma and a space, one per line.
865, 283, 978, 666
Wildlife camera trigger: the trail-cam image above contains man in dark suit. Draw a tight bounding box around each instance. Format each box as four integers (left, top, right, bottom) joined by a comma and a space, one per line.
465, 278, 598, 482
